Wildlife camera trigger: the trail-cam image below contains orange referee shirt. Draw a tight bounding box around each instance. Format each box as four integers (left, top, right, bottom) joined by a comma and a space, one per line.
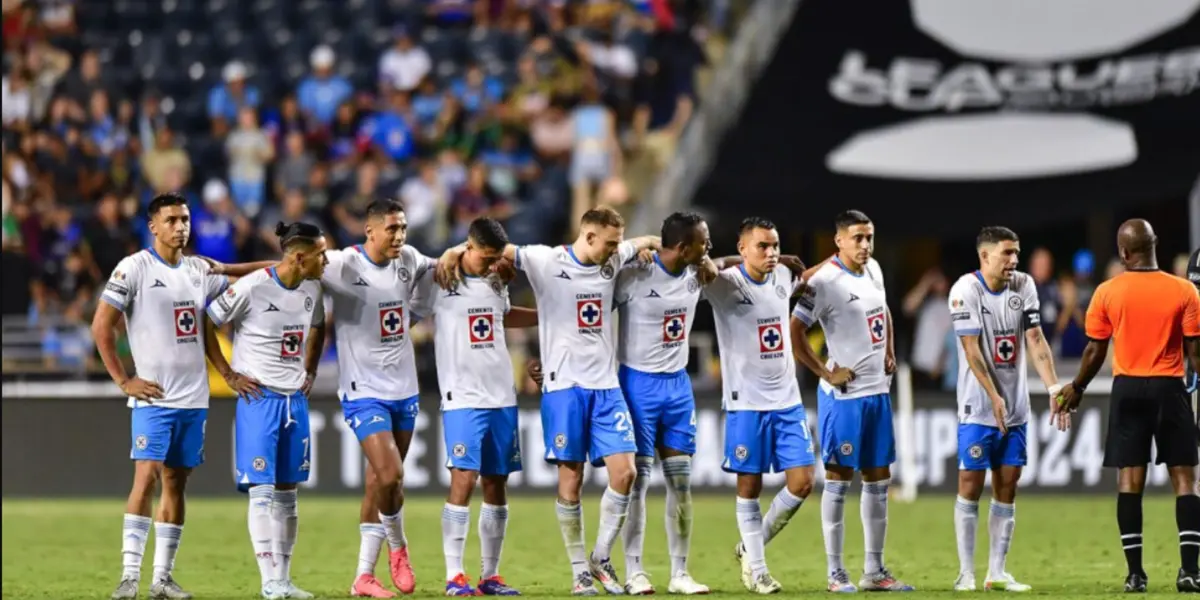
1085, 270, 1200, 377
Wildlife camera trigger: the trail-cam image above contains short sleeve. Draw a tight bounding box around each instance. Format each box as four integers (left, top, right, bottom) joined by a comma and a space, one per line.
1084, 284, 1112, 341
616, 240, 639, 267
792, 279, 822, 326
500, 282, 512, 314
310, 288, 325, 327
323, 248, 347, 284
207, 278, 252, 327
949, 280, 982, 336
515, 244, 554, 279
187, 257, 229, 303
1182, 282, 1199, 338
401, 245, 436, 282
101, 256, 142, 312
409, 267, 436, 319
701, 269, 739, 307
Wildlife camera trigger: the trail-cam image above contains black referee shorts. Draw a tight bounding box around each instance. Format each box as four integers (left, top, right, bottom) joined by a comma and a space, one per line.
1103, 375, 1199, 468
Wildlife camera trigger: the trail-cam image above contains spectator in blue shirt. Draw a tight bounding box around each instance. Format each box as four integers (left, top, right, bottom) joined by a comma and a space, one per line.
207, 61, 261, 136
359, 91, 415, 163
193, 179, 249, 264
297, 45, 353, 128
450, 63, 505, 115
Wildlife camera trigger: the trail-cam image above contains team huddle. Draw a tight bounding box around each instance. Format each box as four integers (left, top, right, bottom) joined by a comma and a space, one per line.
93, 193, 1200, 600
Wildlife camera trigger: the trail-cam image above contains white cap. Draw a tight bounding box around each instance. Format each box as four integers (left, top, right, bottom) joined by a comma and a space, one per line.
222, 61, 247, 82
203, 179, 229, 204
310, 45, 335, 69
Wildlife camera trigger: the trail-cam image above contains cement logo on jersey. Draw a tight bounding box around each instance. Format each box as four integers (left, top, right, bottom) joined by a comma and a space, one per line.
1007, 295, 1023, 311
866, 312, 887, 344
554, 433, 567, 449
840, 442, 854, 456
758, 323, 783, 354
968, 444, 984, 460
662, 313, 686, 343
469, 313, 495, 343
993, 334, 1017, 364
379, 307, 405, 337
281, 331, 306, 358
452, 443, 467, 458
174, 307, 198, 338
252, 457, 267, 472
576, 300, 603, 328
734, 445, 749, 461
135, 435, 148, 450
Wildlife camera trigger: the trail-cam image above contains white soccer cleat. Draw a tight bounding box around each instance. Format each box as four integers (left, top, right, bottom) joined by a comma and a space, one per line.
573, 572, 600, 596
985, 573, 1031, 592
858, 568, 915, 592
747, 571, 782, 595
953, 572, 977, 592
667, 572, 709, 595
625, 572, 654, 595
588, 554, 625, 595
261, 580, 288, 600
734, 543, 753, 590
827, 569, 858, 593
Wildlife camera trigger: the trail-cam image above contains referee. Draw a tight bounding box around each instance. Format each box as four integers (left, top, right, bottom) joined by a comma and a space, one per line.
1055, 220, 1200, 593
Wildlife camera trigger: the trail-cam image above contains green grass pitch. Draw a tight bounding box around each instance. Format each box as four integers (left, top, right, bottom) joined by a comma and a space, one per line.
0, 495, 1186, 599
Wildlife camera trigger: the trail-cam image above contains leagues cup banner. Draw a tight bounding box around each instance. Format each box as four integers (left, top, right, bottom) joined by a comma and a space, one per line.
0, 393, 1184, 496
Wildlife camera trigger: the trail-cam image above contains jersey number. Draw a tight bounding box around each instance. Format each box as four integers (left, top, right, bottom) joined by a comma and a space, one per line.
614, 411, 632, 432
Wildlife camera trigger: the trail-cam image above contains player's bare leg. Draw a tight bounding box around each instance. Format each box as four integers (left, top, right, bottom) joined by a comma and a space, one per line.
588, 453, 636, 595
477, 475, 520, 596
555, 461, 597, 596
857, 465, 913, 592
983, 466, 1028, 592
732, 474, 781, 594
267, 483, 312, 599
148, 466, 194, 599
821, 465, 856, 593
953, 470, 986, 591
359, 429, 415, 594
114, 461, 162, 599
660, 447, 708, 595
443, 468, 481, 596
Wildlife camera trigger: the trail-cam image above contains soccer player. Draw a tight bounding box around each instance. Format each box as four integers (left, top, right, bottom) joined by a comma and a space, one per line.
706, 217, 814, 594
613, 212, 718, 595
436, 206, 661, 595
203, 222, 328, 600
318, 200, 433, 598
788, 210, 912, 593
947, 226, 1062, 592
95, 193, 231, 600
1055, 220, 1200, 593
411, 218, 536, 596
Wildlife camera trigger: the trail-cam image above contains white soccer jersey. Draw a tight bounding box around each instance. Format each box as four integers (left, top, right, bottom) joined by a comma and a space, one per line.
792, 257, 891, 399
207, 268, 325, 394
705, 264, 804, 411
100, 249, 229, 409
321, 245, 434, 402
516, 242, 638, 392
615, 255, 703, 374
948, 270, 1040, 428
413, 272, 517, 410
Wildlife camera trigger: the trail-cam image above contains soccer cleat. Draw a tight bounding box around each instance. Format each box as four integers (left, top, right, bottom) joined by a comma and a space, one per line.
828, 569, 858, 593
625, 572, 654, 595
1123, 573, 1147, 593
278, 580, 315, 599
1178, 569, 1200, 593
747, 571, 782, 595
953, 573, 977, 592
478, 576, 521, 596
445, 573, 480, 596
588, 554, 625, 595
573, 571, 600, 596
389, 547, 417, 594
859, 568, 915, 592
111, 578, 139, 599
984, 573, 1031, 592
734, 543, 753, 591
667, 571, 710, 595
351, 573, 398, 598
150, 576, 193, 599
261, 580, 288, 600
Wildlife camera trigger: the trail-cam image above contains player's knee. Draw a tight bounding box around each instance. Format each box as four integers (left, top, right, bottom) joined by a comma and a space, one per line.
132, 461, 162, 489
608, 462, 637, 494
373, 461, 404, 487
160, 467, 190, 495
957, 471, 986, 501
786, 470, 814, 499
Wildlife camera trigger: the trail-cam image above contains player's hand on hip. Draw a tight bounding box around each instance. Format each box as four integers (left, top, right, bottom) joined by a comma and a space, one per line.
120, 377, 164, 402
779, 255, 807, 276
525, 359, 544, 387
224, 371, 263, 400
825, 363, 856, 391
990, 397, 1009, 435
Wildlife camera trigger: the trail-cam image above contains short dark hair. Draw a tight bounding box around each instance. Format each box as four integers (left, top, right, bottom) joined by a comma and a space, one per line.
468, 217, 509, 250
834, 210, 871, 231
366, 199, 404, 221
580, 206, 625, 229
275, 221, 323, 251
976, 226, 1019, 248
739, 217, 776, 236
147, 193, 188, 218
661, 212, 705, 248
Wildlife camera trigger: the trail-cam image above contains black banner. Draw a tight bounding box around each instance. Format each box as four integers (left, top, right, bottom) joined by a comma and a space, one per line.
0, 393, 1183, 497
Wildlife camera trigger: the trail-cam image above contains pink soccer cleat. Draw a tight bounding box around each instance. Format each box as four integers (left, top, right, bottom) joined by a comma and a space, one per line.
389, 547, 417, 594
351, 574, 397, 598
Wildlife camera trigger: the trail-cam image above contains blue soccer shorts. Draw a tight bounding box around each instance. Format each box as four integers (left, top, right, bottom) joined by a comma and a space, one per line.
341, 395, 420, 442
234, 389, 312, 492
443, 407, 522, 476
723, 404, 816, 474
619, 365, 697, 457
541, 386, 637, 466
958, 423, 1028, 471
817, 388, 897, 470
130, 406, 208, 469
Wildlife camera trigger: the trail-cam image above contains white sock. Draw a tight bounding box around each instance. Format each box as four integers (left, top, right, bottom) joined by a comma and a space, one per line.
479, 503, 509, 579
592, 486, 630, 562
862, 479, 890, 574
556, 500, 588, 577
762, 487, 805, 546
272, 489, 298, 582
357, 523, 386, 577
622, 457, 653, 577
736, 497, 767, 577
988, 500, 1016, 578
662, 455, 693, 575
248, 486, 276, 586
379, 507, 407, 551
121, 514, 152, 581
442, 503, 470, 580
954, 496, 979, 576
821, 480, 849, 575
152, 522, 183, 583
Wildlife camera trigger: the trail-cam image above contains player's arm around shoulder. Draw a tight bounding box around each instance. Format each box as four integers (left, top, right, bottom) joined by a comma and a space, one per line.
496, 279, 538, 328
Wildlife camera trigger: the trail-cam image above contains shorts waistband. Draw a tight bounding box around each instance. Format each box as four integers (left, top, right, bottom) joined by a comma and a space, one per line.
619, 364, 687, 379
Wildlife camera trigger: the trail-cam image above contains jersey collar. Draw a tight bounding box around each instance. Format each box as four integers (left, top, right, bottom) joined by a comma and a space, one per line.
147, 247, 182, 268
269, 267, 301, 290
973, 270, 1005, 295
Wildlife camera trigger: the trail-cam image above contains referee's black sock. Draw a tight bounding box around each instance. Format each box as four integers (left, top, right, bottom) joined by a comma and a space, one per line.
1178, 495, 1200, 572
1118, 492, 1146, 577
